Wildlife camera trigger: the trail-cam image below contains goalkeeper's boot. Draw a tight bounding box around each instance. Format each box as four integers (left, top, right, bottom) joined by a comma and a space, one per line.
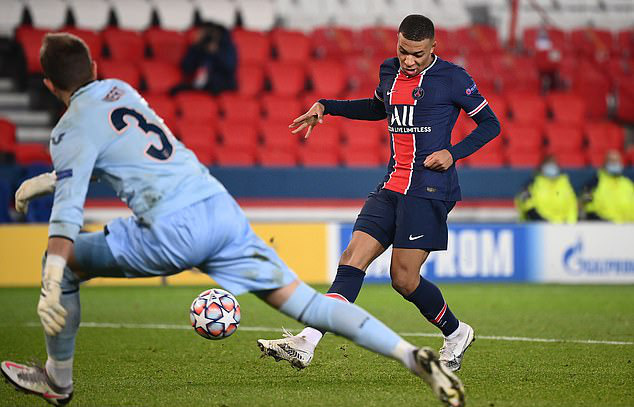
1, 361, 73, 406
414, 347, 465, 407
257, 328, 315, 369
439, 321, 476, 372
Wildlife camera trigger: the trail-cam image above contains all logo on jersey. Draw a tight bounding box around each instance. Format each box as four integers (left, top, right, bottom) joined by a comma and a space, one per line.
465, 82, 477, 95
388, 106, 431, 134
412, 87, 425, 100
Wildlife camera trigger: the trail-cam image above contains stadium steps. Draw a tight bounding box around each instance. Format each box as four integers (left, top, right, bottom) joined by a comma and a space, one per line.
0, 78, 52, 143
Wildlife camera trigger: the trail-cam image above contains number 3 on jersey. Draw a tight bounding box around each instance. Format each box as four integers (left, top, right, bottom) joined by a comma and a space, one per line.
109, 107, 173, 160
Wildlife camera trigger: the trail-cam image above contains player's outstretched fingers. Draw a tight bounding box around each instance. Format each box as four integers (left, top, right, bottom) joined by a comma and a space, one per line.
290, 122, 309, 135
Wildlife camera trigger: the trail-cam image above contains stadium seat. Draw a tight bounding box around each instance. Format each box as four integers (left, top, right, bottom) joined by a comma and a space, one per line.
214, 147, 256, 166
0, 118, 17, 153
271, 30, 312, 63
507, 92, 546, 125
547, 93, 587, 125
260, 120, 299, 153
506, 150, 543, 168
67, 0, 110, 31
545, 123, 584, 157
340, 146, 382, 167
308, 60, 348, 98
233, 30, 271, 64
617, 30, 633, 57
102, 28, 146, 61
0, 0, 24, 37
15, 26, 48, 73
616, 82, 634, 122
14, 143, 51, 165
504, 123, 544, 154
310, 27, 355, 59
175, 119, 216, 145
152, 0, 195, 31
217, 121, 258, 151
175, 91, 218, 123
140, 61, 182, 94
237, 0, 276, 31
218, 93, 261, 122
498, 56, 540, 93
466, 137, 505, 167
24, 0, 67, 30
301, 124, 341, 150
585, 122, 625, 166
99, 60, 141, 88
143, 93, 178, 128
570, 70, 610, 119
110, 0, 153, 31
266, 62, 307, 97
341, 121, 382, 148
236, 65, 265, 97
144, 28, 187, 65
570, 28, 616, 58
551, 150, 587, 168
298, 147, 340, 167
257, 149, 298, 167
485, 94, 508, 120
183, 139, 215, 165
193, 0, 237, 29
261, 95, 302, 122
63, 27, 103, 60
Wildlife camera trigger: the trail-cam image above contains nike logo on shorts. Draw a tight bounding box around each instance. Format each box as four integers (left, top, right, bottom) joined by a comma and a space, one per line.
409, 234, 424, 240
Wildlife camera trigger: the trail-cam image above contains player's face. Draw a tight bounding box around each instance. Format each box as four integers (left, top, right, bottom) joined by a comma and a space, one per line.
396, 33, 436, 77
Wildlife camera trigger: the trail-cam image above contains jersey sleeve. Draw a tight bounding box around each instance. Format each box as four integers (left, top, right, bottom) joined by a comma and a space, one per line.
48, 128, 99, 241
451, 66, 488, 117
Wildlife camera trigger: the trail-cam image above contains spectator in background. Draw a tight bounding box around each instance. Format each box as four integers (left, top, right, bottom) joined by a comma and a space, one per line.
178, 22, 237, 94
515, 155, 578, 223
534, 25, 562, 91
581, 150, 634, 223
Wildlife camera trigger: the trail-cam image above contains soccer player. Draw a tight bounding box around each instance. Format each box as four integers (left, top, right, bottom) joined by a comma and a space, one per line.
0, 33, 465, 407
258, 15, 500, 372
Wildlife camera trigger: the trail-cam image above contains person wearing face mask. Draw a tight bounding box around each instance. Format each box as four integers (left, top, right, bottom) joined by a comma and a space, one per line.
581, 150, 634, 222
515, 155, 578, 223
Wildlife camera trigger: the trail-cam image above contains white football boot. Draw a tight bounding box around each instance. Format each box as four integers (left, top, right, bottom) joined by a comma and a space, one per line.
439, 321, 476, 372
257, 328, 315, 369
415, 347, 466, 407
1, 361, 73, 406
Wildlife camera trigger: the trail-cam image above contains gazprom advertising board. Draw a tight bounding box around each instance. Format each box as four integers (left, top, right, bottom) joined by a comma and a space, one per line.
338, 223, 634, 284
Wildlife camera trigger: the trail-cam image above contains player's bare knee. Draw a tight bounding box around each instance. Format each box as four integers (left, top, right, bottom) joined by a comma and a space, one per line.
339, 247, 369, 270
390, 268, 419, 296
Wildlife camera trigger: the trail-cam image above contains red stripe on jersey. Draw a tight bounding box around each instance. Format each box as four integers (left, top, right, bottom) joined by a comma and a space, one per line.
389, 71, 421, 106
384, 133, 415, 194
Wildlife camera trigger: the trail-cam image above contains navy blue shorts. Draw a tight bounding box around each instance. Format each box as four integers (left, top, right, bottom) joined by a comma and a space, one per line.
353, 188, 455, 251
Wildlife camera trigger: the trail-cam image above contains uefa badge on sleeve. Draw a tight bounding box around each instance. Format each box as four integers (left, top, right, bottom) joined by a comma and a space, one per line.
412, 87, 425, 100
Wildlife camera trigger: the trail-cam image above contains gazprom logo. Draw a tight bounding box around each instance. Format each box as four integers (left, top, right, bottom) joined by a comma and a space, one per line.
563, 239, 634, 275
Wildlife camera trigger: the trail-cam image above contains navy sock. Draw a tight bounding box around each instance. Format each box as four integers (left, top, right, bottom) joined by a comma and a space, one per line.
402, 276, 459, 337
326, 265, 365, 303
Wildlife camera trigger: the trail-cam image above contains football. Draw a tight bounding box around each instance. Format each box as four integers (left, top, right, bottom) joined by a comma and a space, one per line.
189, 288, 241, 340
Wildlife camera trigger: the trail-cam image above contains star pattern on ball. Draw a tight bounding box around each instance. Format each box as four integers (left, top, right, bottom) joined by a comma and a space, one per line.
192, 308, 214, 330
215, 305, 238, 329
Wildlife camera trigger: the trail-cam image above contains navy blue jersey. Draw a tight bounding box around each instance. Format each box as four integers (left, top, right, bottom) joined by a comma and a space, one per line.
374, 55, 488, 201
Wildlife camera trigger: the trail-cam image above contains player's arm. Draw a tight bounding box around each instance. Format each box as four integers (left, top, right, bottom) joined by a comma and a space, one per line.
38, 128, 98, 336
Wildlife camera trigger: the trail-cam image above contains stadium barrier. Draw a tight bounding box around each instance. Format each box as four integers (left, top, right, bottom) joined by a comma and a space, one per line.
1, 223, 633, 286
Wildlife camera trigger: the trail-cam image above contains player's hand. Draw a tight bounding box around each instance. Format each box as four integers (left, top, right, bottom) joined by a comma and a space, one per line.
15, 171, 56, 214
37, 255, 67, 336
289, 102, 325, 139
423, 149, 454, 171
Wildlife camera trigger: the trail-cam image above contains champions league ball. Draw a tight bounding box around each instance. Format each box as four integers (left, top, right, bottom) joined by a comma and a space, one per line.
190, 288, 241, 340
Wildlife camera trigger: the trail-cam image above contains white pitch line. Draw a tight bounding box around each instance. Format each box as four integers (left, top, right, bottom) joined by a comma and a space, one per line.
23, 322, 634, 346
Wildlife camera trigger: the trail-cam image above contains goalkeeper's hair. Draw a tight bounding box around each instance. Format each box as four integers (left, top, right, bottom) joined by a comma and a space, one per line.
40, 32, 94, 92
399, 14, 435, 41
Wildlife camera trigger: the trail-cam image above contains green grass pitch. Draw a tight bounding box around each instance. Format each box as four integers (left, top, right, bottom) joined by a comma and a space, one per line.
0, 284, 632, 406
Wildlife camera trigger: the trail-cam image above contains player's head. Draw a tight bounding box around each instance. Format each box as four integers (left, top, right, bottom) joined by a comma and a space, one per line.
40, 32, 97, 103
397, 14, 436, 77
603, 150, 623, 175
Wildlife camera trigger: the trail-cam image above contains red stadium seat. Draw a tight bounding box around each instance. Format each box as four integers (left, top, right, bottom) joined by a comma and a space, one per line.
507, 92, 546, 125
308, 60, 348, 98
485, 94, 508, 120
302, 125, 341, 150
341, 121, 381, 148
14, 143, 51, 165
102, 28, 145, 61
271, 29, 311, 63
99, 60, 141, 88
625, 147, 634, 166
298, 147, 340, 167
257, 149, 297, 167
466, 138, 505, 167
504, 123, 543, 153
218, 93, 261, 122
175, 91, 218, 123
143, 93, 177, 128
545, 123, 584, 155
15, 26, 47, 73
570, 28, 616, 58
523, 27, 568, 54
310, 27, 356, 59
144, 28, 187, 65
498, 56, 540, 93
266, 62, 306, 96
616, 82, 634, 122
233, 29, 270, 64
140, 61, 182, 94
0, 118, 17, 153
217, 121, 258, 150
184, 140, 215, 165
617, 30, 633, 57
340, 146, 382, 167
570, 70, 609, 119
261, 95, 302, 122
551, 150, 587, 168
214, 147, 256, 166
585, 122, 625, 166
506, 150, 543, 168
260, 120, 298, 152
175, 120, 215, 146
236, 65, 265, 97
547, 93, 587, 125
64, 27, 103, 60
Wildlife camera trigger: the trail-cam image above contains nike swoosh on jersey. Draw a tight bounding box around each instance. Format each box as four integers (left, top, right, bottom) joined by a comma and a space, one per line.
409, 234, 424, 240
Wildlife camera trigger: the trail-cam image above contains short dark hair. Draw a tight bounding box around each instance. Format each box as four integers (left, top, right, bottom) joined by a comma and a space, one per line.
398, 14, 435, 41
40, 33, 94, 92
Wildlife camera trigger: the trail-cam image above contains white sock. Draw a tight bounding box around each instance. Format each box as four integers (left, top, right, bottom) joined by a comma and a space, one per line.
45, 357, 73, 389
298, 327, 324, 346
445, 321, 463, 340
391, 340, 420, 374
